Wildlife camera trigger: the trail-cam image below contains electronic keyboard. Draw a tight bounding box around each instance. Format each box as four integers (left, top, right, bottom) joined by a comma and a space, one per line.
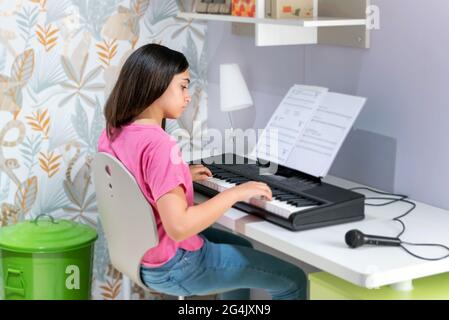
192, 153, 365, 231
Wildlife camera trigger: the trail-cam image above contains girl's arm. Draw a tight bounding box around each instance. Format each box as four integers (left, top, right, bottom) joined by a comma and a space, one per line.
156, 182, 272, 242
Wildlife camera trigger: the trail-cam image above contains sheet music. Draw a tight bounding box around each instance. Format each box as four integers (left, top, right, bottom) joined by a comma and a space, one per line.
251, 86, 366, 178
250, 85, 329, 164
286, 92, 366, 177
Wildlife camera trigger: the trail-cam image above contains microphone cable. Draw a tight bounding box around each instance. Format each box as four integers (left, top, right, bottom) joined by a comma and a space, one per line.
349, 187, 449, 261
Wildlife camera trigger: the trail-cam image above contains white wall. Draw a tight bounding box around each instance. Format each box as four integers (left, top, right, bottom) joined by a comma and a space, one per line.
206, 0, 449, 210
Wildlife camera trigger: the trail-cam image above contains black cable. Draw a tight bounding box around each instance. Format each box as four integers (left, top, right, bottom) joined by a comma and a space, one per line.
364, 197, 406, 207
349, 187, 449, 261
401, 242, 449, 261
349, 187, 408, 200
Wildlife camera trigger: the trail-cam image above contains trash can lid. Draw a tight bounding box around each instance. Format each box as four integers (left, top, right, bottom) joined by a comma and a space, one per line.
0, 214, 98, 253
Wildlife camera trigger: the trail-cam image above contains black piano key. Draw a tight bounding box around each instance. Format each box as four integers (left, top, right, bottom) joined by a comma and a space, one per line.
220, 173, 237, 178
272, 190, 284, 196
225, 178, 242, 183
274, 194, 289, 200
216, 174, 234, 180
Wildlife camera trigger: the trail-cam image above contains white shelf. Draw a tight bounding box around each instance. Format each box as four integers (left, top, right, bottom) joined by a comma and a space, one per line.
177, 0, 370, 48
178, 12, 366, 28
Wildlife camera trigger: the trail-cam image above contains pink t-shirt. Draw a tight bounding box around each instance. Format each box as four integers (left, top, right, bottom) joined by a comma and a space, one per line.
98, 123, 204, 267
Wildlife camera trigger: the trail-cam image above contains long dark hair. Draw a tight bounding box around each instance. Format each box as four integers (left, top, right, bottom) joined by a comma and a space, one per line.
104, 43, 189, 139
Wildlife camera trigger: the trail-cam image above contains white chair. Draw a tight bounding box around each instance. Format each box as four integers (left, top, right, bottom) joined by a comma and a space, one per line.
91, 152, 185, 300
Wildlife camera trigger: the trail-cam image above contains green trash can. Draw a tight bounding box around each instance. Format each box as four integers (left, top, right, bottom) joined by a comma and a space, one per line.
0, 214, 98, 300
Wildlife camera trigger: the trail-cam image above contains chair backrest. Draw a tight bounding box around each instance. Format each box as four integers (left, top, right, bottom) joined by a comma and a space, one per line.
91, 152, 158, 289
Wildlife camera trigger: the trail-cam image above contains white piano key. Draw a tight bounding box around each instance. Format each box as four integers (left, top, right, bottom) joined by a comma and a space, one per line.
197, 177, 317, 219
248, 197, 316, 219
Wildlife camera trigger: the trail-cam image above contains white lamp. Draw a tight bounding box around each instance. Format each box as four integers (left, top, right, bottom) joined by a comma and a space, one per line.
220, 63, 253, 154
220, 63, 253, 113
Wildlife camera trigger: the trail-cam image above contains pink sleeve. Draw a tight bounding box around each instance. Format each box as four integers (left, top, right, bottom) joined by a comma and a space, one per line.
144, 138, 188, 201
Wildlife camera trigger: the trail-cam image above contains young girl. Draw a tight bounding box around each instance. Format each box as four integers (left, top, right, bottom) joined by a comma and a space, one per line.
98, 44, 307, 300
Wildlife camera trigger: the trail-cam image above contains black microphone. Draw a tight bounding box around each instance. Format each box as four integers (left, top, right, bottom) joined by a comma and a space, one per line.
345, 229, 402, 248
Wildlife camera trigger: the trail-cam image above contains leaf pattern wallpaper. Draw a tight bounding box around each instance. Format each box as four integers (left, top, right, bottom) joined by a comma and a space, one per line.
0, 0, 207, 300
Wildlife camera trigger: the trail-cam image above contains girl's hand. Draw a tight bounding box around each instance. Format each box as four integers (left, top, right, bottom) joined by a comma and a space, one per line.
189, 164, 212, 182
230, 181, 273, 202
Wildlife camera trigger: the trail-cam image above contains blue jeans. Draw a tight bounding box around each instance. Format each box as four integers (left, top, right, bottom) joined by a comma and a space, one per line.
140, 228, 307, 300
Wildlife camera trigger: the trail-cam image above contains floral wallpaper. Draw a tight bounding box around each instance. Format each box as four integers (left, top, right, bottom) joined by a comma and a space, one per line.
0, 0, 207, 300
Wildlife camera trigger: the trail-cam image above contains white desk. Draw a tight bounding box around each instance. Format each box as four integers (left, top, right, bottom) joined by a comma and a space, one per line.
194, 175, 449, 291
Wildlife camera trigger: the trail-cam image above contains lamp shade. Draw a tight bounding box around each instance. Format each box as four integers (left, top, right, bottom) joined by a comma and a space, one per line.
220, 63, 253, 112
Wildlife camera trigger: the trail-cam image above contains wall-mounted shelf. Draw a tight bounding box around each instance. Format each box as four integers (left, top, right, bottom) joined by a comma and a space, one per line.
177, 12, 367, 28
177, 0, 371, 48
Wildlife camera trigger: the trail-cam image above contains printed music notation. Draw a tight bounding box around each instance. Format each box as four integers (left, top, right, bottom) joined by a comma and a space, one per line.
251, 85, 366, 177
251, 85, 329, 164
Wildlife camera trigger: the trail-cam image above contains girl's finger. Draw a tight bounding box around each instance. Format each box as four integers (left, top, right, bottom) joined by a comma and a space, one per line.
197, 173, 211, 181
259, 185, 272, 200
204, 168, 212, 176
